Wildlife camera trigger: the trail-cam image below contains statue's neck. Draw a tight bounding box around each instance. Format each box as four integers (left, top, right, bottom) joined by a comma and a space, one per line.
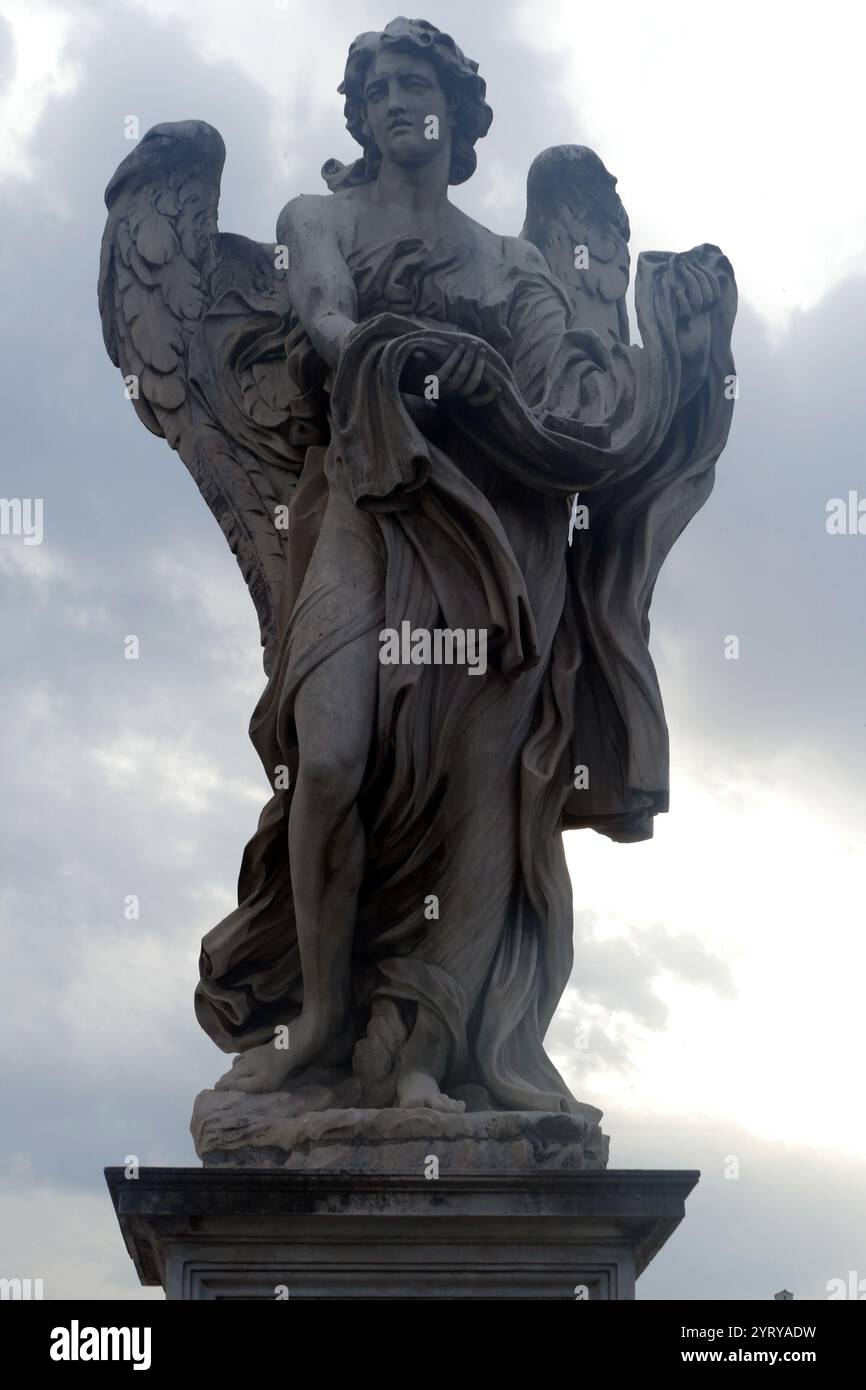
372, 155, 451, 217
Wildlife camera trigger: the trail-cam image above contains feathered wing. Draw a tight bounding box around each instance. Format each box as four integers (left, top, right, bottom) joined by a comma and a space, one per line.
99, 121, 302, 673
521, 143, 630, 345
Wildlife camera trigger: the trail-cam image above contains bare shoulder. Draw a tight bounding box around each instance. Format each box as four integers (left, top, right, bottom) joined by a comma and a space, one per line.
276, 192, 349, 246
501, 233, 550, 274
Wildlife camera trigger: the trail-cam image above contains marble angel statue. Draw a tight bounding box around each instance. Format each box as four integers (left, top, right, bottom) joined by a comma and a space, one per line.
98, 16, 736, 1118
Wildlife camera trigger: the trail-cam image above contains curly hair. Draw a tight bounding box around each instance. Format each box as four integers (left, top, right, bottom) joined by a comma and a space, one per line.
335, 16, 492, 187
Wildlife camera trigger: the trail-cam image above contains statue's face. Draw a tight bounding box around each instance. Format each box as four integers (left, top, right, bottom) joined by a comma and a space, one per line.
362, 50, 453, 172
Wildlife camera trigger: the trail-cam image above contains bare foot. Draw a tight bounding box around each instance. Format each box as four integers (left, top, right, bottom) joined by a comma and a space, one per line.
214, 1011, 354, 1094
397, 1070, 466, 1113
215, 1036, 292, 1094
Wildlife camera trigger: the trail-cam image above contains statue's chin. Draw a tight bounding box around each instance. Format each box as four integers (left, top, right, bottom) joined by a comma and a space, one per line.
384, 143, 441, 170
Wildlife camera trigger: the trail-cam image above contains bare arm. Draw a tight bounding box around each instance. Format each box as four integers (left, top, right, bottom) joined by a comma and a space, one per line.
277, 196, 357, 372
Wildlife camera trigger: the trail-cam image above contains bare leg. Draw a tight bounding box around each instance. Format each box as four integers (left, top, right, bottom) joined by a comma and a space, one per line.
216, 627, 379, 1092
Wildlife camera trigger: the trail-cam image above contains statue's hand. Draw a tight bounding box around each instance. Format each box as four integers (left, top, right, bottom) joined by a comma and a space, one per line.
672, 253, 719, 320
404, 340, 501, 408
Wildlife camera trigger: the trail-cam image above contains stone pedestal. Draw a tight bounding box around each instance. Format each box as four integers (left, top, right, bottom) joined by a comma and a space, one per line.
190, 1091, 610, 1172
105, 1166, 698, 1300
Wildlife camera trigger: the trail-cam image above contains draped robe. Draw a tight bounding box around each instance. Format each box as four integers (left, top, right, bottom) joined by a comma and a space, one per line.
193, 231, 736, 1112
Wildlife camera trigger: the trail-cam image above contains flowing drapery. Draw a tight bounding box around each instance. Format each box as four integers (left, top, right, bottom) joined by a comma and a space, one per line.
192, 235, 736, 1111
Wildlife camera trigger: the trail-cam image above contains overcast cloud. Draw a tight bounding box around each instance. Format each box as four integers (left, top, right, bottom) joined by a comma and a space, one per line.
0, 0, 863, 1300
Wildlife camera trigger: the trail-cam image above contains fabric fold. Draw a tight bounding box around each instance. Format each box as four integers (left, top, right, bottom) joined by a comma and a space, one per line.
192, 231, 736, 1116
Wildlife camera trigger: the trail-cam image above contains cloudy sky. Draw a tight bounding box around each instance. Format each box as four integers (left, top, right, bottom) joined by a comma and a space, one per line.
1, 0, 864, 1301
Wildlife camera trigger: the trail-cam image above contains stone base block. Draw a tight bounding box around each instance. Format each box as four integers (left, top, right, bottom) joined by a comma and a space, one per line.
191, 1090, 610, 1172
105, 1167, 698, 1300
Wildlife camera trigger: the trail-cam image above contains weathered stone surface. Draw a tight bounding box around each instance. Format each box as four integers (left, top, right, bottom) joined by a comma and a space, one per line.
98, 16, 736, 1116
191, 1088, 609, 1172
106, 1165, 698, 1299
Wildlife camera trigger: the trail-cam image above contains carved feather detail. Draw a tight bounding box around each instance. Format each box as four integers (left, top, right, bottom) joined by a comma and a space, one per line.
521, 144, 631, 346
98, 121, 293, 673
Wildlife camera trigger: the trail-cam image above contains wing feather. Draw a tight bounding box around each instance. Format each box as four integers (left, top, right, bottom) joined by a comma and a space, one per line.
99, 121, 298, 672
521, 144, 631, 346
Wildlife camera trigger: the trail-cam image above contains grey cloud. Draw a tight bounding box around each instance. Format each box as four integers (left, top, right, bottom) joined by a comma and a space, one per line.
571, 911, 735, 1025
650, 286, 866, 806
0, 0, 863, 1302
610, 1113, 866, 1302
542, 913, 736, 1087
0, 15, 15, 93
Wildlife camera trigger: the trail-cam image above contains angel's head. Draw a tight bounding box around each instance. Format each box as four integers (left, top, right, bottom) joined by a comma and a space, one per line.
336, 17, 492, 187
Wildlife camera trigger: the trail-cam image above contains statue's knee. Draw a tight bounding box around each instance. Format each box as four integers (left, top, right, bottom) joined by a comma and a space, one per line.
298, 751, 358, 811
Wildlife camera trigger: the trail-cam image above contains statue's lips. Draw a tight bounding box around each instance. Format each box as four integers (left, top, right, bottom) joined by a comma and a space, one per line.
388, 123, 414, 135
